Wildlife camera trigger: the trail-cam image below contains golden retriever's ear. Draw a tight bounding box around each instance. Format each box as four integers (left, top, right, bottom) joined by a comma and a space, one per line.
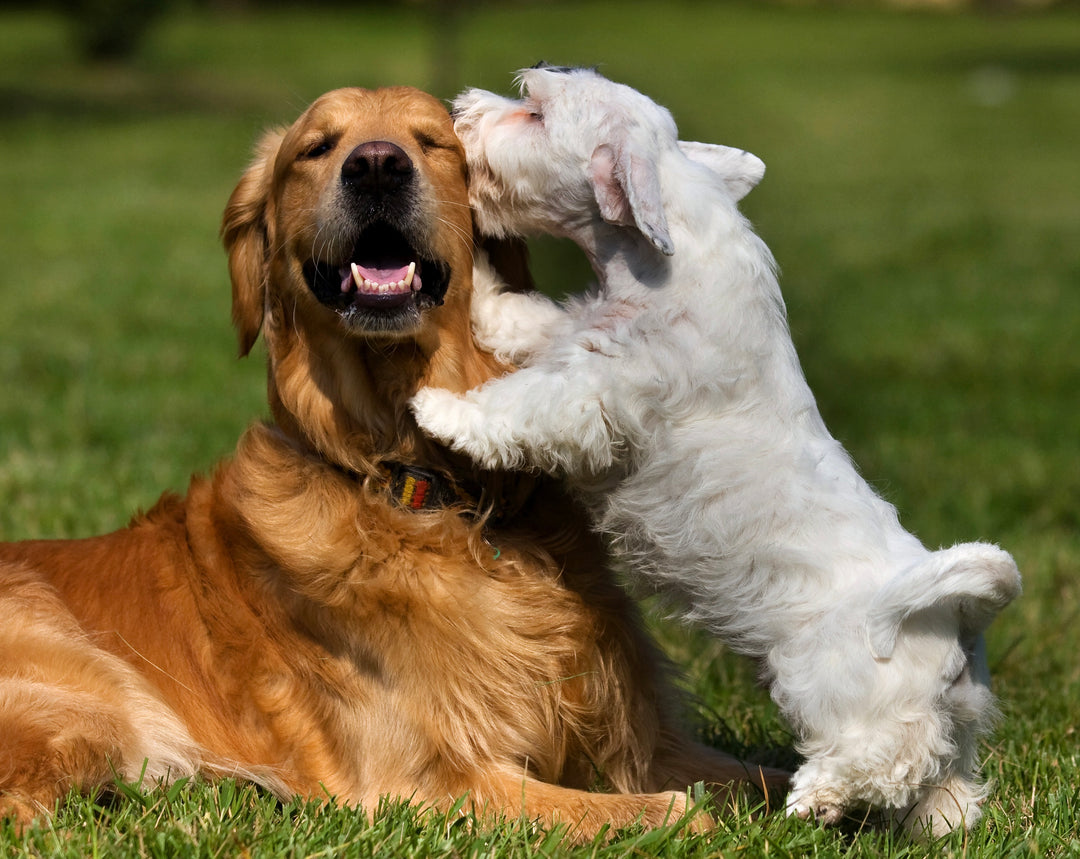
221, 128, 284, 356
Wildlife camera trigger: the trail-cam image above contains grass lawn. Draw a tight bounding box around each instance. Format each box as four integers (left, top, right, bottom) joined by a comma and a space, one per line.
1, 2, 1078, 855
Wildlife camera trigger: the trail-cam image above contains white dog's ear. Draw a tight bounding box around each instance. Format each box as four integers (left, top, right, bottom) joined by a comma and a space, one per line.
590, 143, 674, 256
678, 141, 765, 202
866, 543, 1021, 659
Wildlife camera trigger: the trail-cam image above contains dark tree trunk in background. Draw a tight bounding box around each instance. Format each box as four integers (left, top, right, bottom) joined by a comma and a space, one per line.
58, 0, 168, 62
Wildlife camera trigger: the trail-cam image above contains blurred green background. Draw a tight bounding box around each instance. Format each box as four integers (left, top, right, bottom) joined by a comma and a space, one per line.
1, 0, 1078, 851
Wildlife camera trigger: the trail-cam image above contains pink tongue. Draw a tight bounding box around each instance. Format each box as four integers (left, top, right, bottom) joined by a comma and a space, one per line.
356, 264, 411, 284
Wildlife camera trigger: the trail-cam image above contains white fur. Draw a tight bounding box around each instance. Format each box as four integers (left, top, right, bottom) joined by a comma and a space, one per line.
412, 66, 1021, 836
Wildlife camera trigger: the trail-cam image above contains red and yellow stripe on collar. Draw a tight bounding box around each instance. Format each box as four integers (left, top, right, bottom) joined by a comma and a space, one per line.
397, 470, 432, 510
387, 463, 465, 512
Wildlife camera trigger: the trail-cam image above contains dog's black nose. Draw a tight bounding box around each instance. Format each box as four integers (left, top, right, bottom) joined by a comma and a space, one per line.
341, 141, 413, 193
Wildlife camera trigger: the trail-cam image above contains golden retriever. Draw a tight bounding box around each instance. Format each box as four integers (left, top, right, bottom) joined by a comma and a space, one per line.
0, 86, 781, 839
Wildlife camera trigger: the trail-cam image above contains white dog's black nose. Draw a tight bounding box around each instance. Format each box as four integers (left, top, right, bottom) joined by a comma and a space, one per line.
342, 141, 413, 194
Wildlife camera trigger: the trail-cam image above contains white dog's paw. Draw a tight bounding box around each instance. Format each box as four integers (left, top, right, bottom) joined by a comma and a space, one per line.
786, 795, 845, 826
409, 387, 467, 445
785, 780, 847, 827
410, 387, 526, 471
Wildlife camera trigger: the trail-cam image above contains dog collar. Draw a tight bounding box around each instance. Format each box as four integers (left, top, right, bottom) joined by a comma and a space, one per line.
382, 461, 539, 527
266, 425, 515, 519
386, 462, 478, 512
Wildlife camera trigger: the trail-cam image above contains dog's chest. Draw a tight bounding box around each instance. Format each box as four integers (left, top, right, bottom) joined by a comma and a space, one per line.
316, 539, 633, 779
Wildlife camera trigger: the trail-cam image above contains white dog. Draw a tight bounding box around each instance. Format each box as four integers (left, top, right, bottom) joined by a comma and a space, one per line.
411, 65, 1021, 836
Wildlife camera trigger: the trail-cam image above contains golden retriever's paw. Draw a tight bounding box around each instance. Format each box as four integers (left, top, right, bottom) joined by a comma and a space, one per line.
0, 790, 49, 833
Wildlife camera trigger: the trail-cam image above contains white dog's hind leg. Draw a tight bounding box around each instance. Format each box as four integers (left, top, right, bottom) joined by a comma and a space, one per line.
896, 774, 985, 838
866, 543, 1020, 660
411, 368, 617, 475
471, 250, 567, 364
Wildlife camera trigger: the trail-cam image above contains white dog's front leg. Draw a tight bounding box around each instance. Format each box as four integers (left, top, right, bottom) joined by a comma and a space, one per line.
411, 369, 617, 475
471, 251, 567, 364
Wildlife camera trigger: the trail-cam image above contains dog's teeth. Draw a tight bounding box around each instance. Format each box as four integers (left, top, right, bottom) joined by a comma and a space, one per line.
347, 267, 418, 295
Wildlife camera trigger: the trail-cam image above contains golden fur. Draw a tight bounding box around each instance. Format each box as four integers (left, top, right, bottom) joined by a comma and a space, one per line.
0, 86, 781, 839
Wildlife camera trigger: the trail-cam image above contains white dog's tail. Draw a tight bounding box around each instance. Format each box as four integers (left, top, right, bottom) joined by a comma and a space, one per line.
866, 543, 1021, 659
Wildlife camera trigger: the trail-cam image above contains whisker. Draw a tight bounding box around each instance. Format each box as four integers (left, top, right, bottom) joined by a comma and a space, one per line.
434, 199, 474, 210
434, 215, 472, 244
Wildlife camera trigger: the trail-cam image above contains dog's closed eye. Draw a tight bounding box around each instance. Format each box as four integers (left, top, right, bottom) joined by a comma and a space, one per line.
413, 125, 459, 154
506, 100, 544, 126
300, 137, 339, 160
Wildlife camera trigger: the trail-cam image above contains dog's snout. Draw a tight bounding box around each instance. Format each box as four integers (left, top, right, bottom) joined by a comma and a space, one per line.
341, 141, 413, 194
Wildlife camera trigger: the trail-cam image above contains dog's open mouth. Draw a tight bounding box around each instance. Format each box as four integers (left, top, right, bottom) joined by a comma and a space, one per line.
303, 222, 450, 330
